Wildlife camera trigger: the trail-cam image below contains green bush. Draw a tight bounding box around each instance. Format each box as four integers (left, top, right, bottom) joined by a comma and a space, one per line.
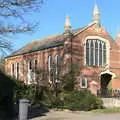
14, 80, 49, 106
45, 90, 103, 111
61, 90, 103, 111
14, 80, 103, 111
14, 80, 31, 102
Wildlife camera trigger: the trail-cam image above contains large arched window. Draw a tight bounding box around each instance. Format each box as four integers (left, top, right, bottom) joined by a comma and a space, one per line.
55, 55, 60, 67
55, 55, 61, 73
11, 63, 15, 76
48, 56, 52, 71
86, 39, 106, 66
16, 63, 19, 79
28, 60, 33, 84
11, 62, 20, 79
55, 55, 61, 82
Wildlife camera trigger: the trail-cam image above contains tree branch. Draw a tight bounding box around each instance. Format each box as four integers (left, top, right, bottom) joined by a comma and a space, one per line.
0, 0, 44, 56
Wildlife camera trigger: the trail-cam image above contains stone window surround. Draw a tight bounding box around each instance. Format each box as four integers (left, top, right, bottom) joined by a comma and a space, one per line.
48, 54, 61, 83
84, 36, 110, 67
27, 59, 37, 84
80, 77, 88, 88
48, 55, 52, 72
11, 62, 20, 79
11, 63, 14, 76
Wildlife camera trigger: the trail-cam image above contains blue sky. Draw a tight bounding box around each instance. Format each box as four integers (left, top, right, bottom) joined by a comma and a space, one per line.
11, 0, 120, 51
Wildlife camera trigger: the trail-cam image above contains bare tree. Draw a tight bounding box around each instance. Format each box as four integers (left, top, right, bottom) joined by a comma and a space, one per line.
0, 0, 44, 55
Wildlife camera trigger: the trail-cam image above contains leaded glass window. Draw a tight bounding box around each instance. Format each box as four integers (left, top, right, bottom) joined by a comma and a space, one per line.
90, 40, 94, 66
86, 40, 89, 65
99, 42, 102, 66
86, 39, 106, 66
95, 40, 98, 66
103, 43, 106, 65
55, 55, 61, 71
48, 56, 52, 71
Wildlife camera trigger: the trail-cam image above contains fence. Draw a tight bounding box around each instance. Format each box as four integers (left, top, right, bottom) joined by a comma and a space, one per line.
97, 89, 120, 107
97, 88, 120, 98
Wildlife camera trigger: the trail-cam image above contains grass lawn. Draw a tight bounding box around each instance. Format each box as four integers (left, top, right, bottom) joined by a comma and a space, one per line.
91, 107, 120, 113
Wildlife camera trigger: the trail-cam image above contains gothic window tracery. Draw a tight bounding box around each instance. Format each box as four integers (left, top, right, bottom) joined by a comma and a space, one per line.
86, 39, 106, 66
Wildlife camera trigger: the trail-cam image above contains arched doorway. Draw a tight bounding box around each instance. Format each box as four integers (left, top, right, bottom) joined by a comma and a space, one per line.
99, 64, 116, 96
100, 70, 116, 97
101, 73, 112, 90
100, 73, 112, 97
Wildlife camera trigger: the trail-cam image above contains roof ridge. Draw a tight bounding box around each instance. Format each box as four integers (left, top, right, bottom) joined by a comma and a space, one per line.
73, 21, 96, 36
31, 34, 62, 43
17, 34, 62, 51
6, 33, 65, 58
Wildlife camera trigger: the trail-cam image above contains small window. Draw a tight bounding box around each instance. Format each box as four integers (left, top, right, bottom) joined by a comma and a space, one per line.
80, 77, 87, 88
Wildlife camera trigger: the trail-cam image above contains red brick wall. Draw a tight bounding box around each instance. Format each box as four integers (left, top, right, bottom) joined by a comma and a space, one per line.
71, 24, 120, 89
5, 46, 63, 83
5, 23, 120, 90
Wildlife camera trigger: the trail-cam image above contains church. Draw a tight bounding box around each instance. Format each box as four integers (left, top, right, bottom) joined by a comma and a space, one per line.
5, 4, 120, 94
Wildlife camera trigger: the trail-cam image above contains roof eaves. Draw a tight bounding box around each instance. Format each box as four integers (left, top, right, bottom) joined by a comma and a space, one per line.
5, 40, 64, 58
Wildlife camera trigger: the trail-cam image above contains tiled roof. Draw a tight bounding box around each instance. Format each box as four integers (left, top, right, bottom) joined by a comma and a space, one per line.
6, 26, 86, 58
7, 34, 65, 58
6, 24, 93, 58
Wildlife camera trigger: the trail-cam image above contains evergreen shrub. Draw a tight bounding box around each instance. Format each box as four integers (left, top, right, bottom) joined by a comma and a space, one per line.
46, 90, 103, 111
61, 90, 103, 111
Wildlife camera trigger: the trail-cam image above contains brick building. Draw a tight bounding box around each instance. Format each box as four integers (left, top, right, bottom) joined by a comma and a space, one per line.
5, 4, 120, 94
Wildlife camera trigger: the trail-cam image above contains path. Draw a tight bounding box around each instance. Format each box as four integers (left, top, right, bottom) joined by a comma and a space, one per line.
30, 109, 120, 120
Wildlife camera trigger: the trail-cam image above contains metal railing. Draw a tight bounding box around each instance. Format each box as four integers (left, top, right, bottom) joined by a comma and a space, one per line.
97, 88, 120, 98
